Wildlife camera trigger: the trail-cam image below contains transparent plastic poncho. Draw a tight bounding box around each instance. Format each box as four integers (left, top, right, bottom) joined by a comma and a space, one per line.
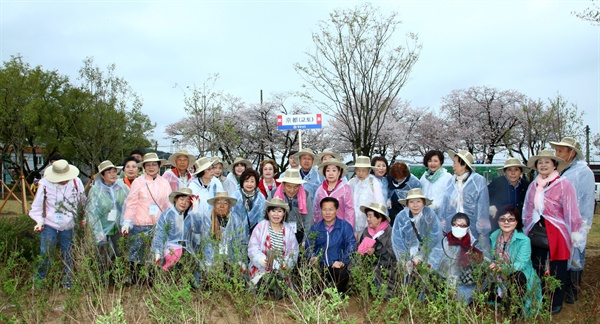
419, 168, 453, 215
232, 189, 266, 233
561, 159, 595, 251
392, 206, 442, 263
151, 205, 204, 257
200, 209, 249, 267
86, 177, 129, 243
348, 174, 386, 235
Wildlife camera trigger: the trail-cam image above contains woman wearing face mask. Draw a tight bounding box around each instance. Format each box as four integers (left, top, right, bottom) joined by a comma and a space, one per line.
419, 150, 452, 216
429, 213, 484, 303
232, 169, 266, 236
348, 156, 385, 237
223, 157, 252, 196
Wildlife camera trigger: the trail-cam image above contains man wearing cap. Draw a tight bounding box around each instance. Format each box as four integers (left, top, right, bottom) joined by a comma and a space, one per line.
551, 137, 595, 304
293, 148, 321, 198
273, 169, 314, 244
487, 158, 530, 232
30, 159, 85, 288
163, 149, 196, 191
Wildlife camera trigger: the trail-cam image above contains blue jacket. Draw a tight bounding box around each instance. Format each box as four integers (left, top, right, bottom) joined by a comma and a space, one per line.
306, 218, 356, 266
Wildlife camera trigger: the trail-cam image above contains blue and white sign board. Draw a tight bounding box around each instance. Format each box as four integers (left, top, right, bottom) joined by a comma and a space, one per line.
277, 113, 322, 130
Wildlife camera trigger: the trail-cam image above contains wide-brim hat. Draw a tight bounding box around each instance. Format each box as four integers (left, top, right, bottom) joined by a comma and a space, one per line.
498, 157, 529, 173
293, 148, 316, 161
227, 157, 252, 173
359, 202, 390, 222
169, 187, 195, 205
318, 158, 348, 177
192, 157, 215, 175
527, 150, 567, 173
398, 188, 432, 206
167, 149, 196, 167
448, 149, 475, 171
550, 137, 584, 159
210, 156, 228, 169
207, 191, 238, 206
315, 149, 341, 166
45, 160, 80, 183
137, 153, 168, 168
96, 160, 123, 178
349, 155, 375, 169
265, 197, 290, 212
278, 168, 306, 184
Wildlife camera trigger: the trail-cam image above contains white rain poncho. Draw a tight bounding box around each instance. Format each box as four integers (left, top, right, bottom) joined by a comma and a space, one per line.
561, 158, 595, 269
391, 206, 442, 263
86, 177, 129, 243
348, 174, 385, 235
222, 173, 239, 197
522, 175, 583, 265
151, 205, 204, 257
439, 172, 491, 253
187, 176, 224, 213
419, 168, 452, 216
200, 209, 249, 267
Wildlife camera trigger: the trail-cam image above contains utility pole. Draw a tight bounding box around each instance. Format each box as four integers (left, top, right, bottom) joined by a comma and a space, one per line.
585, 125, 590, 163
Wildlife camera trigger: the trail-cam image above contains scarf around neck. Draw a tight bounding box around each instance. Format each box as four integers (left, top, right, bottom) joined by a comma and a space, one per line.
425, 168, 445, 183
274, 184, 308, 214
242, 189, 258, 211
446, 232, 483, 268
367, 220, 389, 238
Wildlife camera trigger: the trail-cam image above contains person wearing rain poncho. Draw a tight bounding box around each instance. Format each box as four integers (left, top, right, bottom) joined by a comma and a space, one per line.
152, 188, 203, 271
419, 150, 452, 217
232, 169, 267, 236
162, 149, 196, 191
439, 150, 491, 253
348, 156, 386, 237
86, 161, 129, 271
487, 158, 530, 233
293, 148, 323, 198
392, 188, 442, 275
200, 191, 248, 270
371, 156, 390, 207
551, 137, 595, 304
522, 150, 583, 314
223, 157, 252, 196
313, 158, 355, 230
387, 162, 422, 225
210, 156, 228, 184
187, 157, 224, 213
247, 198, 299, 299
273, 168, 314, 245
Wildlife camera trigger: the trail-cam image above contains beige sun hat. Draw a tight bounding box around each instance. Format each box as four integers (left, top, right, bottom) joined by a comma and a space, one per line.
96, 160, 123, 178
527, 150, 567, 173
315, 149, 341, 166
293, 148, 316, 161
168, 187, 195, 205
210, 156, 229, 170
265, 197, 290, 212
192, 157, 215, 176
167, 149, 196, 168
207, 191, 238, 206
549, 137, 584, 159
137, 152, 168, 168
227, 157, 252, 173
497, 157, 529, 173
318, 158, 348, 177
349, 156, 375, 169
278, 169, 306, 184
398, 188, 432, 206
448, 149, 475, 171
45, 160, 80, 183
359, 202, 390, 222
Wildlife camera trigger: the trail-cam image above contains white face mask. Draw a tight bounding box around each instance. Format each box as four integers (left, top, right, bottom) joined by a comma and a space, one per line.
451, 226, 468, 239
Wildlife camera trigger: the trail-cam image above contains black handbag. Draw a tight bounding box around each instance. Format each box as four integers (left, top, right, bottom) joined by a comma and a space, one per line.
528, 219, 549, 249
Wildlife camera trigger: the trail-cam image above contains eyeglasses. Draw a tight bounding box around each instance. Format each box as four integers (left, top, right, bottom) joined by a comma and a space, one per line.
498, 217, 517, 223
452, 223, 469, 228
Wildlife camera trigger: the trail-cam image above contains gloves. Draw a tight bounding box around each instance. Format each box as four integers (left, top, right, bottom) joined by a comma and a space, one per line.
259, 257, 268, 268
489, 205, 498, 219
34, 222, 44, 233
571, 232, 584, 245
404, 260, 414, 275
412, 254, 424, 266
120, 224, 130, 236
95, 232, 106, 243
155, 253, 161, 265
273, 260, 281, 270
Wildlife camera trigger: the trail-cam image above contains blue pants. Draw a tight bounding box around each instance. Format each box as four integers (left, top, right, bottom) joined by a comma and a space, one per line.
37, 226, 74, 284
128, 225, 154, 263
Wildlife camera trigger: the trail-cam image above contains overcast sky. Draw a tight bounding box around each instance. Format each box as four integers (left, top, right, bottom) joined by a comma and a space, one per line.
2, 0, 598, 156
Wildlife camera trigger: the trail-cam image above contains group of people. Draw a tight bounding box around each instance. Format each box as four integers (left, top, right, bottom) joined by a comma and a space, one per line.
29, 137, 595, 316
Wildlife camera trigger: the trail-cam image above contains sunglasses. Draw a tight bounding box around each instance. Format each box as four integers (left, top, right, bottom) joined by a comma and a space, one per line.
498, 217, 517, 223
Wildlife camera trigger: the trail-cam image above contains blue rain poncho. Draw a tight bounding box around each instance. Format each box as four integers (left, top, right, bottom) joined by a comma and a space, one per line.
232, 189, 266, 234
439, 171, 491, 253
200, 208, 249, 267
151, 205, 204, 258
86, 177, 129, 243
301, 166, 322, 198
419, 168, 452, 216
392, 206, 442, 263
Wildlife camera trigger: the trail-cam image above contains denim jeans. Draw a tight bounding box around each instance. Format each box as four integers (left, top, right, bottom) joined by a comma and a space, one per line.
37, 226, 74, 284
128, 225, 153, 263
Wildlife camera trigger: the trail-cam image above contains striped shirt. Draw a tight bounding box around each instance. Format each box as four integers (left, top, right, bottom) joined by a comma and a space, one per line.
268, 225, 284, 252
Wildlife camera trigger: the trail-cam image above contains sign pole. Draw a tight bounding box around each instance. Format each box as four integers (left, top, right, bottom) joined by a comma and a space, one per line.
299, 130, 303, 151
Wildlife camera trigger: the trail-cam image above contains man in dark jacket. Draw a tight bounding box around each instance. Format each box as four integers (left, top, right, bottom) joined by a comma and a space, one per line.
488, 158, 530, 232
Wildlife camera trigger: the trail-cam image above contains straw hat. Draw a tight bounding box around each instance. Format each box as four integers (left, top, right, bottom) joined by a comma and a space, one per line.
192, 157, 215, 175
318, 158, 348, 177
137, 152, 168, 168
349, 156, 375, 169
497, 157, 529, 172
168, 187, 195, 205
207, 191, 238, 206
278, 169, 306, 184
293, 148, 316, 161
167, 149, 196, 167
448, 149, 475, 171
265, 197, 290, 212
527, 150, 567, 173
315, 149, 341, 166
96, 160, 123, 178
227, 157, 252, 173
549, 137, 584, 159
398, 188, 432, 206
45, 160, 80, 183
359, 202, 390, 222
210, 156, 228, 169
